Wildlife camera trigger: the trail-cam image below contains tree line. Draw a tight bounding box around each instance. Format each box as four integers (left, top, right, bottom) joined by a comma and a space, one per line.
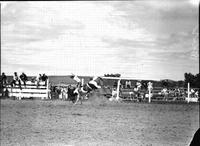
104, 73, 200, 88
104, 73, 121, 77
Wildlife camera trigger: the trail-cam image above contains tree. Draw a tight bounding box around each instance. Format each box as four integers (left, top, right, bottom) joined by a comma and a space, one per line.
177, 80, 184, 87
104, 73, 121, 77
161, 79, 176, 88
184, 73, 200, 88
161, 80, 169, 88
194, 73, 200, 88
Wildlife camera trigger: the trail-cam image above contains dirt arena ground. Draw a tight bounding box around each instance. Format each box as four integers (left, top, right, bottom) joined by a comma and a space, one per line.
0, 97, 199, 146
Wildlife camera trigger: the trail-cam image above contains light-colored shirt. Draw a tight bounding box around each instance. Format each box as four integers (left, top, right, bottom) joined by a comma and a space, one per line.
13, 75, 19, 81
73, 75, 81, 83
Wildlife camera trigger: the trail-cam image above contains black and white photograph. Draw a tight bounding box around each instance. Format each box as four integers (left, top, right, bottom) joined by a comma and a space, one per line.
0, 1, 199, 146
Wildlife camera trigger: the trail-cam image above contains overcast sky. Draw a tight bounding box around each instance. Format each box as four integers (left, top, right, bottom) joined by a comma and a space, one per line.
1, 0, 199, 80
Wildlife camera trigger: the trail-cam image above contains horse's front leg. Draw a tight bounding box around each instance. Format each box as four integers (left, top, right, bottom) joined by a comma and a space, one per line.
74, 93, 80, 105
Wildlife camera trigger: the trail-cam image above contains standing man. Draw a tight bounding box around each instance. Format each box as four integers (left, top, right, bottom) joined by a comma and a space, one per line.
136, 81, 142, 90
147, 81, 153, 102
1, 72, 7, 87
147, 81, 153, 90
42, 73, 48, 86
1, 72, 7, 97
36, 74, 42, 88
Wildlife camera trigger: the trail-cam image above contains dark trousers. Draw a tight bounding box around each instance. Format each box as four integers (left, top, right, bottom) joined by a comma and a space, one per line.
2, 79, 7, 86
36, 81, 40, 88
21, 80, 26, 87
11, 80, 22, 90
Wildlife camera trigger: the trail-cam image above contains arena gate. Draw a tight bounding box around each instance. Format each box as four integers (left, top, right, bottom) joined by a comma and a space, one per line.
101, 76, 154, 102
5, 79, 50, 100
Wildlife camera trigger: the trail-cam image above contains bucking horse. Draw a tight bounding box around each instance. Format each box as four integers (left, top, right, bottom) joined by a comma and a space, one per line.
67, 75, 104, 104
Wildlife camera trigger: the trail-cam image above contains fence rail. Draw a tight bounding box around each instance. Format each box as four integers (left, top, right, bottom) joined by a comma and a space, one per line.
118, 86, 199, 103
3, 80, 49, 100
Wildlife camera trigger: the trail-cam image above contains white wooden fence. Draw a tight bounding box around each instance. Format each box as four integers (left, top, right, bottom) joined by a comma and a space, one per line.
5, 79, 50, 100
101, 77, 199, 103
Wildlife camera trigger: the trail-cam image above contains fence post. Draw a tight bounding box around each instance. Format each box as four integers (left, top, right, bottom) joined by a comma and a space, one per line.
19, 89, 22, 100
81, 78, 84, 86
148, 82, 153, 103
148, 88, 151, 103
187, 82, 190, 103
46, 79, 49, 100
116, 79, 121, 101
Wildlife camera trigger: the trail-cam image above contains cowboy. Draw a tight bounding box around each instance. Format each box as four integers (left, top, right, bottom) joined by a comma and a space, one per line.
11, 72, 22, 90
78, 76, 101, 95
70, 74, 81, 88
69, 74, 103, 104
20, 72, 28, 87
70, 74, 81, 93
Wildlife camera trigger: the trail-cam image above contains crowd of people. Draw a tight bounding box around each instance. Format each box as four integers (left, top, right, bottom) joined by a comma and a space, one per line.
34, 73, 48, 87
1, 72, 48, 90
160, 87, 199, 98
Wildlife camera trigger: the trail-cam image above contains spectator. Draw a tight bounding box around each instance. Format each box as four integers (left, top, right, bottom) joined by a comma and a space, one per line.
126, 81, 131, 89
56, 87, 61, 99
11, 72, 22, 90
147, 82, 153, 91
174, 88, 180, 97
113, 81, 118, 88
20, 72, 28, 87
1, 72, 8, 97
3, 88, 9, 97
141, 82, 148, 90
41, 73, 48, 86
112, 88, 117, 98
190, 89, 195, 98
2, 72, 7, 87
136, 81, 142, 90
36, 74, 42, 88
161, 88, 168, 100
